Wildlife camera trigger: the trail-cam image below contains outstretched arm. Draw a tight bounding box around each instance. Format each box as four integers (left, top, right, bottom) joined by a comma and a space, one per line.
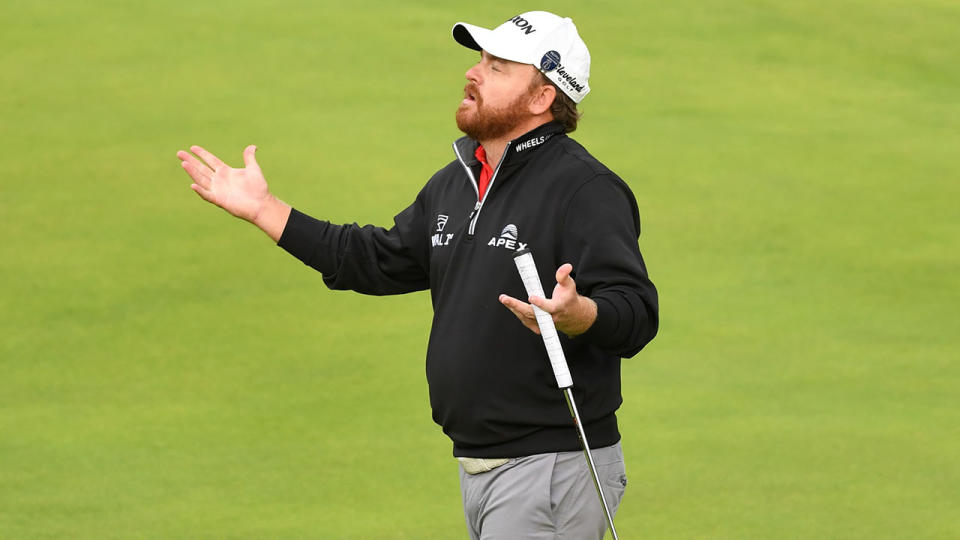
177, 144, 291, 242
498, 177, 658, 357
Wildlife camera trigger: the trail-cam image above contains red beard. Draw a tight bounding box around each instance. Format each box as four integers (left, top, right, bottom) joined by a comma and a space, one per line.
456, 82, 533, 141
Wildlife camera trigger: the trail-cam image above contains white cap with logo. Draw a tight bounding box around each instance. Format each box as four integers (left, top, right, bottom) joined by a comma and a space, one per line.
452, 11, 591, 103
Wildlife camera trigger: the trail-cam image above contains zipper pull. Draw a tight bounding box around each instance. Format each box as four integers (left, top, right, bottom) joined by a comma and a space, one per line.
467, 201, 481, 221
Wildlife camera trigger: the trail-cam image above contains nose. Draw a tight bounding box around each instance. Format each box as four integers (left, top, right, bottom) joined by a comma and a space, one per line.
465, 62, 481, 84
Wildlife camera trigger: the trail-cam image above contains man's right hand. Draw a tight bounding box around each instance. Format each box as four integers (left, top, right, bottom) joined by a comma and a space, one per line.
177, 145, 290, 241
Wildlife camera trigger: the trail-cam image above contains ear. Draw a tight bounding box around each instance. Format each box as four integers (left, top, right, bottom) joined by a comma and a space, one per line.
527, 83, 556, 116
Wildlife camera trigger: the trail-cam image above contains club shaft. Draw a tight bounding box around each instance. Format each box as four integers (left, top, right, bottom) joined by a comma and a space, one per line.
563, 387, 620, 540
512, 250, 619, 537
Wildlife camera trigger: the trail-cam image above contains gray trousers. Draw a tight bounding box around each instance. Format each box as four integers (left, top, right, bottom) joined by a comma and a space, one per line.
458, 442, 627, 540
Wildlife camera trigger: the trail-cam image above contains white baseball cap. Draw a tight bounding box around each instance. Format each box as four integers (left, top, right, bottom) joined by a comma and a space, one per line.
452, 11, 591, 103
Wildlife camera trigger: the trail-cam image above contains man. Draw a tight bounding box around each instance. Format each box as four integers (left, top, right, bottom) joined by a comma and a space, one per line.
177, 11, 658, 539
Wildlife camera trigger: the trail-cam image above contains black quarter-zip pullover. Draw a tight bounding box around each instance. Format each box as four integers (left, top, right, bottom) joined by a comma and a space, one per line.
278, 121, 659, 457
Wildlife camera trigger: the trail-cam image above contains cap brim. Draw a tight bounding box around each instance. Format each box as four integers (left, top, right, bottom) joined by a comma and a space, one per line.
452, 22, 486, 51
452, 22, 531, 64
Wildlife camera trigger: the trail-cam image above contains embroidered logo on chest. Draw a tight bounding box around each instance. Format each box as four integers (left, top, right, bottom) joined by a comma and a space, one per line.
487, 224, 527, 252
432, 214, 454, 247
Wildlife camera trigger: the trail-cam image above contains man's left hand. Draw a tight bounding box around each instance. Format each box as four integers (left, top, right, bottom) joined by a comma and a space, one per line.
499, 263, 597, 337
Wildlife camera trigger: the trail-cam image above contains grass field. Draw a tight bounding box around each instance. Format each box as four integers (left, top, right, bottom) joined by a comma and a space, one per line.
2, 1, 958, 538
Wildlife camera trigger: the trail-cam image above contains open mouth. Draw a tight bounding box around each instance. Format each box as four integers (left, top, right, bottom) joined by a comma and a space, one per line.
462, 85, 479, 104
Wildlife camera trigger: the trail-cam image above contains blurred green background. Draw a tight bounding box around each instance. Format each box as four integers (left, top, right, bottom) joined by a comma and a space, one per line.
1, 1, 957, 538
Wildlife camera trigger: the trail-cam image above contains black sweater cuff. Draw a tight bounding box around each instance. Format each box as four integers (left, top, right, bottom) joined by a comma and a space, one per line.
578, 291, 655, 358
277, 208, 339, 275
579, 295, 619, 346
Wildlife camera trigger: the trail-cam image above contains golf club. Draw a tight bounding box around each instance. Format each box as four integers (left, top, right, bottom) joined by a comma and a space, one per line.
512, 249, 620, 540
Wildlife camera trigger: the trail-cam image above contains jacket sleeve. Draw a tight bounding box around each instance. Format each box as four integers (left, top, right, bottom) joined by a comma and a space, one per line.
558, 174, 659, 357
276, 192, 430, 295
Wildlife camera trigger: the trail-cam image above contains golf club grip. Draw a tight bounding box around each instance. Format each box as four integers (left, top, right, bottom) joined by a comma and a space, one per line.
513, 250, 574, 389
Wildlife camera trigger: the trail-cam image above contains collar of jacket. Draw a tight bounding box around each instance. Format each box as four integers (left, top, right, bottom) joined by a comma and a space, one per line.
452, 121, 567, 171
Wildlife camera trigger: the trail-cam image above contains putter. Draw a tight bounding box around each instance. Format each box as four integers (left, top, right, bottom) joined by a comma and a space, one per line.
512, 249, 620, 540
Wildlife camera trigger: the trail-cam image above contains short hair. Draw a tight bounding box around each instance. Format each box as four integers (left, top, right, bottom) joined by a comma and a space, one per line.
533, 72, 582, 133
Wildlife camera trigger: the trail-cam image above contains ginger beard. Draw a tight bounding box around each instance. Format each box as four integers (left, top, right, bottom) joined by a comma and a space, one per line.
456, 82, 536, 142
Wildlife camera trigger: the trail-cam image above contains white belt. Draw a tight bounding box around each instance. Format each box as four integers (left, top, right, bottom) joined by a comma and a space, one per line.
458, 457, 510, 475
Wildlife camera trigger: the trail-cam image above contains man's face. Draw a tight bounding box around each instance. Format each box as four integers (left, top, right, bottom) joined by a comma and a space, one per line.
456, 51, 540, 142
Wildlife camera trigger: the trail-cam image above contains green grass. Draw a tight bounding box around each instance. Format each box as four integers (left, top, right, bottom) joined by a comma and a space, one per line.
2, 1, 958, 538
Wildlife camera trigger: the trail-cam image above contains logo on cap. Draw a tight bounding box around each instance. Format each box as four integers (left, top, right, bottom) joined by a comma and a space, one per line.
540, 51, 561, 72
508, 15, 536, 35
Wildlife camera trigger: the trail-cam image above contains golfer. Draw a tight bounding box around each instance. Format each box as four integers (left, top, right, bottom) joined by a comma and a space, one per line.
178, 11, 658, 539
